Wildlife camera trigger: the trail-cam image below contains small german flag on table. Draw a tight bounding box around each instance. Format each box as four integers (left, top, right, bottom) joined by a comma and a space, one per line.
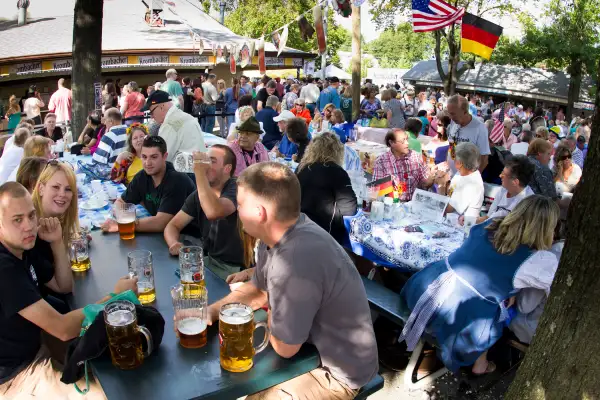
461, 12, 503, 60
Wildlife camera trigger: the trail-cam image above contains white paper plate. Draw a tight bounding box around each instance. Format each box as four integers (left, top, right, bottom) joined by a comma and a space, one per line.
80, 199, 109, 211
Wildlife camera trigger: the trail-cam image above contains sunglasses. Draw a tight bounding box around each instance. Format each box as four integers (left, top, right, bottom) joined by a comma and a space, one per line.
558, 155, 572, 162
46, 159, 75, 171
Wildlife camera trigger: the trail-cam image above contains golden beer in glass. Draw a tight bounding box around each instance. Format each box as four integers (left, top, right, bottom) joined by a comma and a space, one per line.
219, 303, 270, 372
69, 230, 91, 272
171, 284, 208, 348
115, 203, 136, 240
104, 301, 153, 370
179, 246, 205, 297
127, 250, 156, 304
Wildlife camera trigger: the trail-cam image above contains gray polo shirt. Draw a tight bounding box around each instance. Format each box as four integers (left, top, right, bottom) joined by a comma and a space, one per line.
251, 214, 378, 389
448, 116, 491, 156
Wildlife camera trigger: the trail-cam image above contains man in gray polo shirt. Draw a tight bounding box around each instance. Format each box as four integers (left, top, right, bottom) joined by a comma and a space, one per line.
206, 162, 378, 399
446, 94, 491, 174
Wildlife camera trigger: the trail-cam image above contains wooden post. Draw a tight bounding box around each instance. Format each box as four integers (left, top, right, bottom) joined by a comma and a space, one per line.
351, 4, 361, 121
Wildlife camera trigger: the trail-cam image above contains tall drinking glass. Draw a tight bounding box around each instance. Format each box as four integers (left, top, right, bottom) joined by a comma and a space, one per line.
171, 284, 208, 348
128, 250, 156, 304
219, 303, 270, 372
179, 246, 205, 297
69, 229, 91, 272
104, 300, 153, 370
114, 203, 136, 240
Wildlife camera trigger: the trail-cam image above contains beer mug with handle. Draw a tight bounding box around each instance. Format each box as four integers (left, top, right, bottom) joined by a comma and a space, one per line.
219, 303, 270, 373
69, 229, 91, 272
128, 250, 156, 304
171, 284, 208, 348
104, 300, 153, 370
114, 203, 136, 240
179, 246, 205, 297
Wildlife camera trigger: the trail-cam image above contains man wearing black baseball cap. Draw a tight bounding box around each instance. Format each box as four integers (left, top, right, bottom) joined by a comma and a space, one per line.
142, 90, 206, 163
317, 76, 340, 113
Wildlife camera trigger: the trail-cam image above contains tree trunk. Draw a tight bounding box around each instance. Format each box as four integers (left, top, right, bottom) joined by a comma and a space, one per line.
351, 4, 361, 121
566, 58, 582, 122
433, 30, 447, 89
71, 0, 103, 138
444, 23, 460, 95
505, 58, 600, 400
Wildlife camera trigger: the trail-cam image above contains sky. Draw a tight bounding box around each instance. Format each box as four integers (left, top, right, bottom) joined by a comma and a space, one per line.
334, 0, 551, 43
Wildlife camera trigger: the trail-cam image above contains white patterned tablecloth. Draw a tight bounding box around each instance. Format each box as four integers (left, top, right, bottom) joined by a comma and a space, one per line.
346, 211, 465, 271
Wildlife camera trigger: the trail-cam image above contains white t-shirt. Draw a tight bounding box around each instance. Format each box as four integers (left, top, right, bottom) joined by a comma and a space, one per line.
0, 146, 24, 184
555, 163, 582, 194
487, 186, 534, 219
3, 135, 15, 152
448, 170, 484, 217
23, 97, 44, 119
510, 142, 529, 156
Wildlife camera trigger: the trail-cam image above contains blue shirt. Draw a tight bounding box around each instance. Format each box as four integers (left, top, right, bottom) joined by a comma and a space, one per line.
278, 133, 313, 157
317, 87, 341, 112
418, 116, 430, 136
224, 88, 246, 114
256, 108, 281, 150
469, 103, 477, 116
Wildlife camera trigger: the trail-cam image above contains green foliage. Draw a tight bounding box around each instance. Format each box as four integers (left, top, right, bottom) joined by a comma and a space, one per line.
345, 57, 374, 78
224, 0, 350, 69
365, 23, 443, 68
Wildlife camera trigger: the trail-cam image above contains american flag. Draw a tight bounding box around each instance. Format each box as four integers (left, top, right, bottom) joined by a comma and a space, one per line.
412, 0, 465, 32
489, 103, 505, 144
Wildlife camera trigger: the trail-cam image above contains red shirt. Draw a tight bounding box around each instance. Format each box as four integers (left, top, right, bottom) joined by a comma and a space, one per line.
372, 150, 429, 201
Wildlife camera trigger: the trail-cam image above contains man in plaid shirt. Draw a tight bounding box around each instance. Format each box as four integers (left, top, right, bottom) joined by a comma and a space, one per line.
372, 129, 438, 201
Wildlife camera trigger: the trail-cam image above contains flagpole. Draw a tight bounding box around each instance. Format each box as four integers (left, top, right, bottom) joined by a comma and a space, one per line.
351, 3, 361, 121
321, 1, 328, 81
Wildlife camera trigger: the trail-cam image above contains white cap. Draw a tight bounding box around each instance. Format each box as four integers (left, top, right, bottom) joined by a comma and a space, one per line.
287, 75, 295, 80
518, 104, 524, 109
273, 110, 295, 122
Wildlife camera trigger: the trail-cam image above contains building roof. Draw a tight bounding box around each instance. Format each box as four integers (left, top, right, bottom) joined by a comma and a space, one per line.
0, 0, 313, 62
403, 60, 594, 105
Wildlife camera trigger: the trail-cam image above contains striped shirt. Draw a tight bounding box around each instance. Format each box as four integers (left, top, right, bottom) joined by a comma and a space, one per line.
92, 125, 128, 165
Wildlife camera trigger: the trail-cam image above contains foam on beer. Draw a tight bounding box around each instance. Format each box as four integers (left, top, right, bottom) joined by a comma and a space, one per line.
107, 310, 135, 326
178, 317, 207, 335
220, 307, 252, 324
117, 216, 136, 224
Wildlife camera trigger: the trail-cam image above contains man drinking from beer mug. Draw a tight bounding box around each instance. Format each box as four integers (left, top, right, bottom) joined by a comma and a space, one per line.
102, 136, 195, 234
0, 182, 137, 398
206, 163, 379, 399
164, 145, 245, 280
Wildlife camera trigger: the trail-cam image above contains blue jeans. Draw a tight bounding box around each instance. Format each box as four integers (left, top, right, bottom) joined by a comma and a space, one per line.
201, 105, 216, 133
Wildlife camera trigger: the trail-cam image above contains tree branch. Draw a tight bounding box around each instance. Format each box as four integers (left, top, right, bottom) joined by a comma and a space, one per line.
479, 4, 508, 16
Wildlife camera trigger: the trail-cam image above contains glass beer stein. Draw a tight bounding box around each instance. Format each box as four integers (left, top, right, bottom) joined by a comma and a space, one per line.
69, 229, 91, 272
104, 300, 153, 370
219, 303, 270, 373
127, 250, 156, 304
179, 246, 205, 297
171, 284, 208, 348
114, 203, 136, 240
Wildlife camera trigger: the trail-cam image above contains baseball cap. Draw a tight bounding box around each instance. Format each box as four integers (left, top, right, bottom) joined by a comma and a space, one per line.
287, 75, 295, 80
141, 90, 171, 111
549, 126, 562, 137
273, 110, 295, 122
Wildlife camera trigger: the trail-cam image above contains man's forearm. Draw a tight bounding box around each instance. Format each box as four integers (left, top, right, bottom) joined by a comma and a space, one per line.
164, 222, 181, 248
479, 155, 489, 172
195, 173, 226, 220
212, 282, 268, 313
136, 215, 171, 233
50, 240, 73, 293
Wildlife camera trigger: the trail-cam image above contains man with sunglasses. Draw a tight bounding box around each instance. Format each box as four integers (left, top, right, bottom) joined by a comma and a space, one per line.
141, 90, 206, 163
102, 136, 196, 234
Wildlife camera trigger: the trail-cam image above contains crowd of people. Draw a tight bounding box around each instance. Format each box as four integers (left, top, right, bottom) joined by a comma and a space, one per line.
0, 67, 591, 398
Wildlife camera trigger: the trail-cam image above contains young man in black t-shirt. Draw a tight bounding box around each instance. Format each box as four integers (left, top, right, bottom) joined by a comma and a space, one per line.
0, 182, 136, 397
101, 135, 195, 234
164, 144, 245, 280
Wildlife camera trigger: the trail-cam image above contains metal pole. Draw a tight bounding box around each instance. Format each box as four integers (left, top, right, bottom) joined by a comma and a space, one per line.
17, 5, 27, 26
321, 1, 328, 81
351, 4, 361, 121
219, 1, 225, 25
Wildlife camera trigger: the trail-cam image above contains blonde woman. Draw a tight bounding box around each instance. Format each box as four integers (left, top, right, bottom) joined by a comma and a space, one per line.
32, 160, 80, 257
296, 132, 357, 245
5, 94, 21, 133
216, 79, 227, 137
6, 136, 53, 182
400, 195, 560, 375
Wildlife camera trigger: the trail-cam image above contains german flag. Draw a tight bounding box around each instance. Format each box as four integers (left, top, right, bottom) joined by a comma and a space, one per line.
461, 13, 503, 60
369, 176, 394, 197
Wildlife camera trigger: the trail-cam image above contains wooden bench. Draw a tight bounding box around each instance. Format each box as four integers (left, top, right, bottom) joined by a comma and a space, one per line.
362, 276, 449, 389
355, 374, 384, 400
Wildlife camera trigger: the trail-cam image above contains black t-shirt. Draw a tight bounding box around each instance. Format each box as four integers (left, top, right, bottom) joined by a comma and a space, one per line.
121, 162, 195, 217
35, 127, 63, 142
0, 242, 54, 383
181, 178, 244, 266
255, 88, 270, 109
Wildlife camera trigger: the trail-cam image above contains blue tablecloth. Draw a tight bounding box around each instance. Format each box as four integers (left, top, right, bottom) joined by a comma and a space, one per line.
344, 211, 465, 272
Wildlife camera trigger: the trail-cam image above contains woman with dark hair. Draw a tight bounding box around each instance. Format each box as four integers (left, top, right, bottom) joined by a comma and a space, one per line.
190, 78, 205, 117
225, 77, 245, 134
286, 117, 311, 163
360, 87, 381, 119
102, 82, 118, 112
79, 111, 104, 155
553, 144, 581, 194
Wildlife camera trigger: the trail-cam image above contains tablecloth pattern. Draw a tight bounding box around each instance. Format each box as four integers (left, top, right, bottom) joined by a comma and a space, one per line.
78, 181, 151, 229
345, 211, 465, 272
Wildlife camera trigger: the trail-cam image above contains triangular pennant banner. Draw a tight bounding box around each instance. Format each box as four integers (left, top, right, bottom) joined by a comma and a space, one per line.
298, 15, 315, 42
240, 43, 250, 68
277, 25, 289, 57
257, 35, 266, 75
314, 6, 327, 55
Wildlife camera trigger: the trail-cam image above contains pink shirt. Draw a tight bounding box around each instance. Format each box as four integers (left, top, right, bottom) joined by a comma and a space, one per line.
48, 87, 72, 123
228, 140, 269, 177
124, 92, 146, 118
503, 133, 518, 151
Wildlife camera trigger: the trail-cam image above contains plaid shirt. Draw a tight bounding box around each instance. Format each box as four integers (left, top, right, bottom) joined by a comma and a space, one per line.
372, 150, 429, 201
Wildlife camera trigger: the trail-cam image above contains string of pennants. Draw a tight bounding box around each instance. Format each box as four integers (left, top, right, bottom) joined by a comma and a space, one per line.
166, 0, 366, 75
